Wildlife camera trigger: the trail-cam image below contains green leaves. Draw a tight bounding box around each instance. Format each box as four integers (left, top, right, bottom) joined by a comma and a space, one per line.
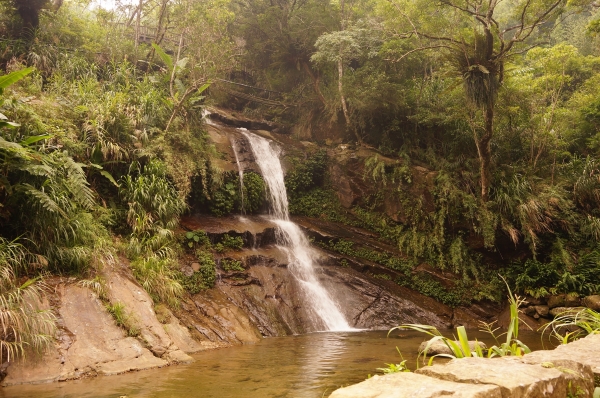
0, 68, 35, 130
0, 68, 34, 94
152, 43, 173, 72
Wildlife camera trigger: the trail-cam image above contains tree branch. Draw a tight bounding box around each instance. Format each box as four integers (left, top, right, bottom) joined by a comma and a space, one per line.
385, 45, 454, 63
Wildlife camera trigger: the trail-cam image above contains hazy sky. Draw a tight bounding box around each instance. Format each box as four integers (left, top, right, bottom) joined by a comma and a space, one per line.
90, 0, 136, 11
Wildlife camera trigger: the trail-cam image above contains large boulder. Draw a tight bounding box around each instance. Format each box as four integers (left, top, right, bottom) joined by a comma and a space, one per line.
2, 284, 168, 386
582, 295, 600, 311
547, 293, 579, 309
549, 306, 585, 318
547, 294, 566, 309
418, 339, 487, 356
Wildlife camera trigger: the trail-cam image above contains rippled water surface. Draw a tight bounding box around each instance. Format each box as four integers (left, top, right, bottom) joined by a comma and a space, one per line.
1, 330, 546, 398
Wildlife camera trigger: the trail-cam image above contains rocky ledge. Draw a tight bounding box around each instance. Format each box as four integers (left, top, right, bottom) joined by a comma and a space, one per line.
329, 333, 600, 398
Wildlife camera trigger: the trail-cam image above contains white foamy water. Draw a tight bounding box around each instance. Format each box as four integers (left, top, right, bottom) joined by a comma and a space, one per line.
230, 137, 245, 215
239, 130, 353, 331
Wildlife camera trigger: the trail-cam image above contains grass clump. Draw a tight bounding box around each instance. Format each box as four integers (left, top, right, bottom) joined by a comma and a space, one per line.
131, 257, 183, 307
105, 302, 140, 337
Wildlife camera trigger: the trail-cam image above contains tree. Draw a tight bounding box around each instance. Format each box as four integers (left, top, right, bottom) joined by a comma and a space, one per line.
2, 0, 63, 36
383, 0, 594, 201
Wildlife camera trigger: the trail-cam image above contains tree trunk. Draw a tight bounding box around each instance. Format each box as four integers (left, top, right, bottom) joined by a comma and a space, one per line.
302, 62, 326, 107
475, 106, 494, 202
338, 58, 361, 143
134, 0, 143, 51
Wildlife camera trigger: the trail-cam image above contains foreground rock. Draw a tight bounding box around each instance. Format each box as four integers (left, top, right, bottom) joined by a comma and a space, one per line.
330, 334, 600, 398
329, 372, 503, 398
416, 357, 577, 397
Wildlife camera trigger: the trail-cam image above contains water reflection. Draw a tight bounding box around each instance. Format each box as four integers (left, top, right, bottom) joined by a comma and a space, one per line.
0, 330, 546, 398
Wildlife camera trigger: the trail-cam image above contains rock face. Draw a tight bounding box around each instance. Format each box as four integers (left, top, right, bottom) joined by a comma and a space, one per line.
330, 334, 600, 398
2, 284, 168, 386
2, 260, 207, 387
173, 247, 455, 343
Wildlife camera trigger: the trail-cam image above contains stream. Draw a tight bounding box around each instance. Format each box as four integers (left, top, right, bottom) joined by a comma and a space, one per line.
1, 330, 546, 398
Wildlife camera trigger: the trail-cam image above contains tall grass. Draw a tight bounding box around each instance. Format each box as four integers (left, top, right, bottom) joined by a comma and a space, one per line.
130, 257, 183, 307
0, 238, 56, 363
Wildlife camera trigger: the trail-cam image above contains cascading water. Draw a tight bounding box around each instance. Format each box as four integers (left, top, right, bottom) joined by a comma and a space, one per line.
239, 129, 353, 332
229, 136, 245, 215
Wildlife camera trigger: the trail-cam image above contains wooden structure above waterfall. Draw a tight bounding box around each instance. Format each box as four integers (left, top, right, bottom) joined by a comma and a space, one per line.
112, 23, 179, 46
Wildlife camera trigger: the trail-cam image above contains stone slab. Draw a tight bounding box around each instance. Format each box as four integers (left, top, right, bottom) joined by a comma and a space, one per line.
514, 351, 594, 396
328, 372, 502, 398
416, 356, 568, 398
96, 352, 167, 376
163, 349, 194, 364
552, 333, 600, 377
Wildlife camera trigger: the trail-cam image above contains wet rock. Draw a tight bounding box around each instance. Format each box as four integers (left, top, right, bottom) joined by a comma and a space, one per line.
523, 306, 536, 316
582, 295, 600, 311
535, 305, 550, 317
564, 293, 581, 307
549, 307, 585, 318
523, 296, 547, 306
163, 350, 194, 364
547, 294, 566, 309
416, 356, 571, 397
329, 372, 502, 398
497, 304, 542, 329
418, 339, 487, 356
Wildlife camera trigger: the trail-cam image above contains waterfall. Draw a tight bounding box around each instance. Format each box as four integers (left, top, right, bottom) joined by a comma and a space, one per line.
239, 130, 353, 332
230, 137, 245, 215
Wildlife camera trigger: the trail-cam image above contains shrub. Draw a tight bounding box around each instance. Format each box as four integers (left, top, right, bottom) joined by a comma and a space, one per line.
241, 172, 265, 213
220, 234, 243, 250
285, 149, 328, 196
179, 250, 216, 294
221, 258, 244, 272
